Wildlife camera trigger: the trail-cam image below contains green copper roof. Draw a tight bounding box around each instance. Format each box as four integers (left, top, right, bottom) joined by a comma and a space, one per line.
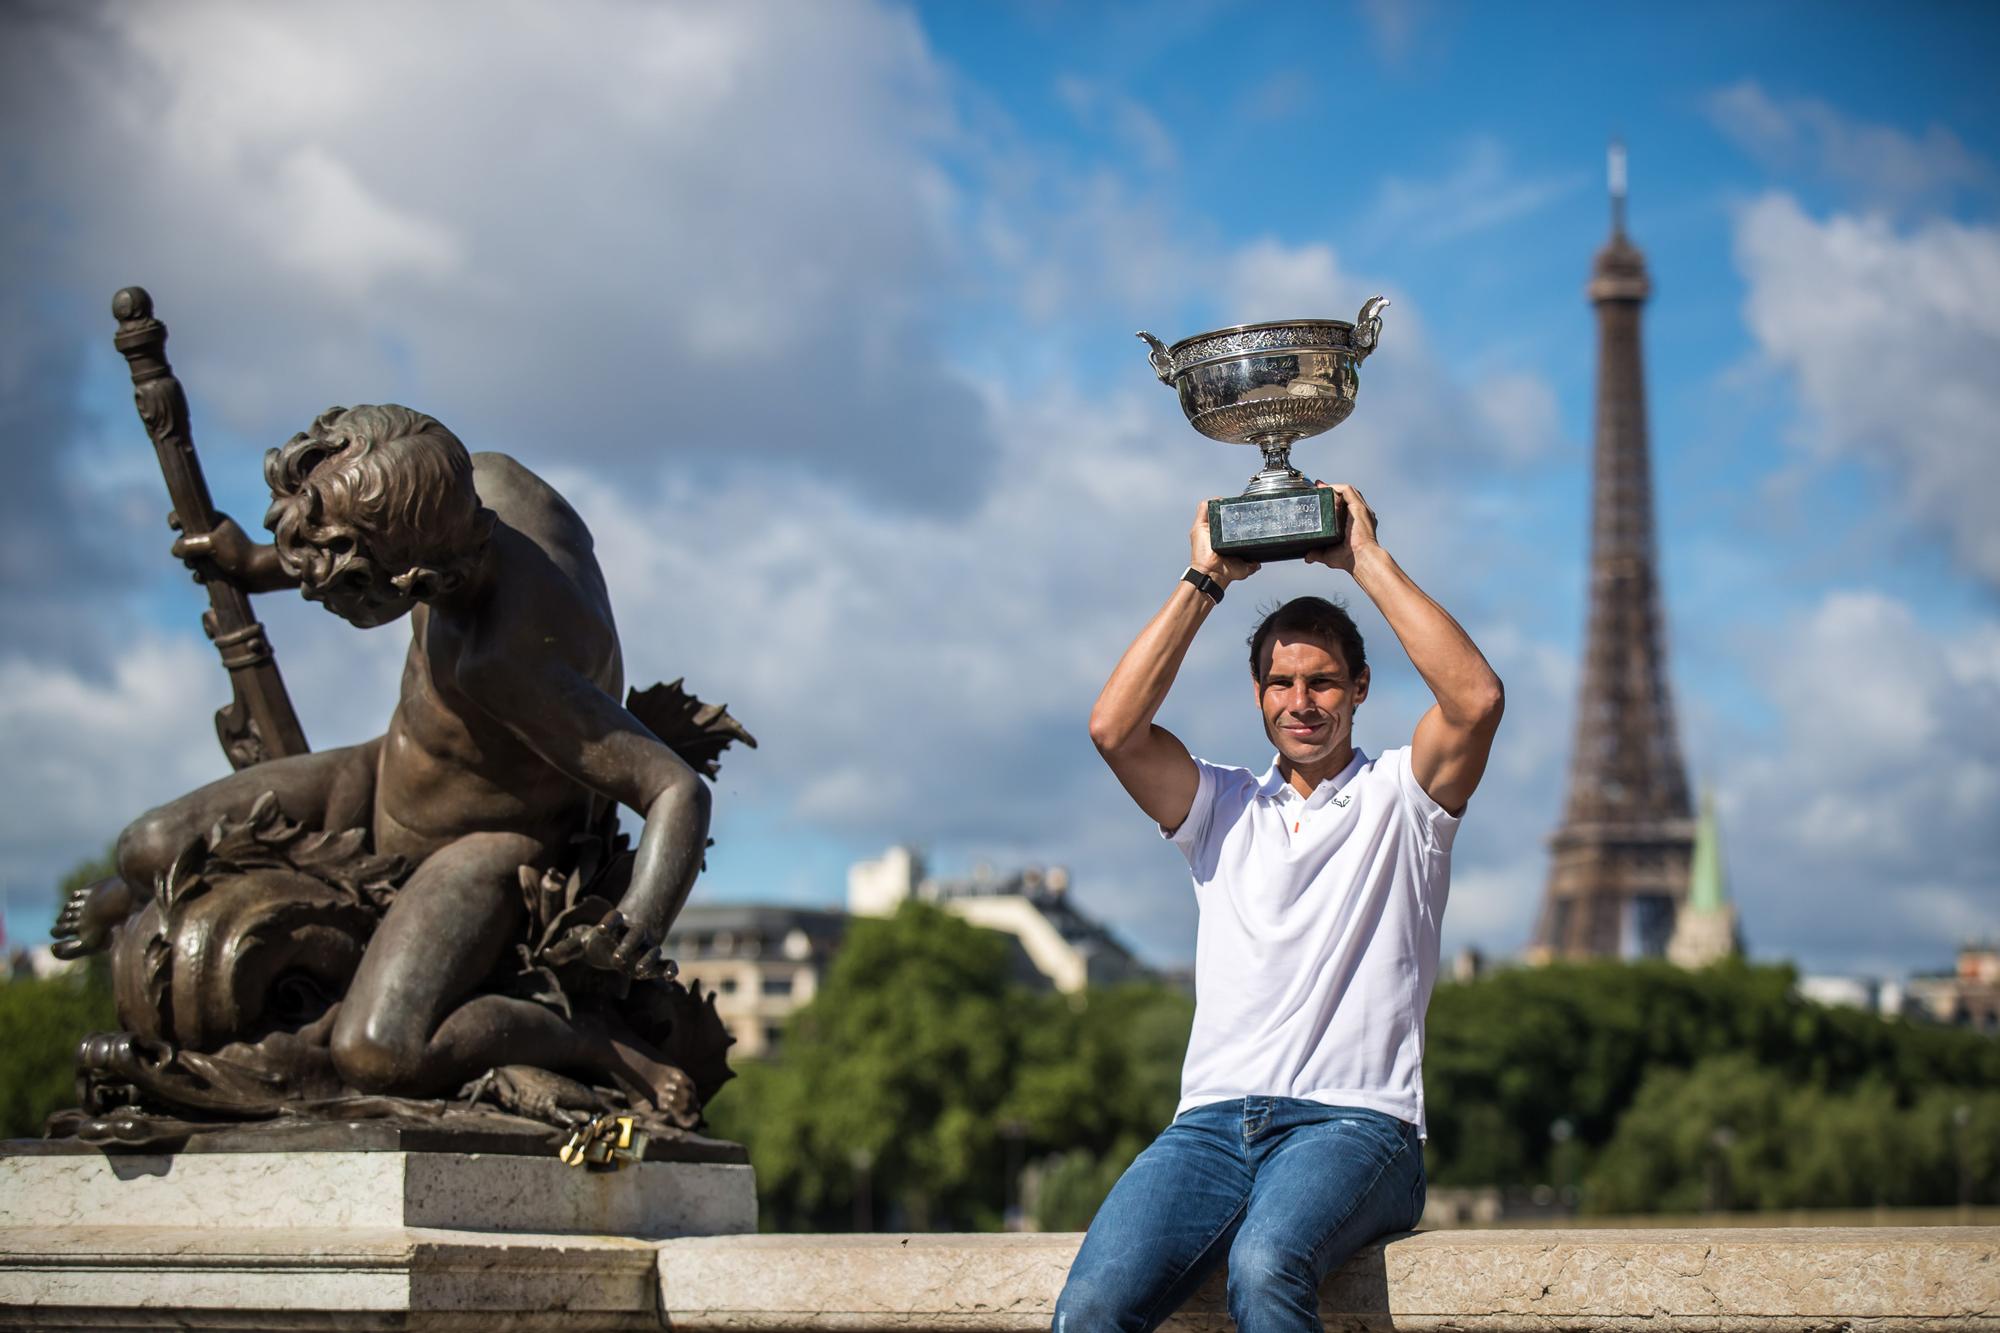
1688, 788, 1728, 914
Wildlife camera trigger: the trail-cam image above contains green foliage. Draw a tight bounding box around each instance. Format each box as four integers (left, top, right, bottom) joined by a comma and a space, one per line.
0, 962, 115, 1139
713, 940, 1999, 1228
701, 901, 1192, 1231
1585, 1055, 2000, 1213
1030, 1139, 1145, 1232
0, 845, 120, 1140
1423, 959, 2000, 1208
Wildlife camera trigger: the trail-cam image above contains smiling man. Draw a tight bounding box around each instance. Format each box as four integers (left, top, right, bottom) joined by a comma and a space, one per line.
1059, 483, 1503, 1333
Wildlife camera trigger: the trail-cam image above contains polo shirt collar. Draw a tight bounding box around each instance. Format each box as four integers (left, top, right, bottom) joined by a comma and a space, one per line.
1255, 749, 1370, 806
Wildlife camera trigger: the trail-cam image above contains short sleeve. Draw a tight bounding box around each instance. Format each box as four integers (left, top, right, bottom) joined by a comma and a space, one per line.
1392, 746, 1461, 856
1162, 756, 1222, 863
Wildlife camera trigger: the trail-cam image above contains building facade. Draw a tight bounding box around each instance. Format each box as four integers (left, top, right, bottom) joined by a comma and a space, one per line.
661, 906, 849, 1059
847, 846, 1148, 994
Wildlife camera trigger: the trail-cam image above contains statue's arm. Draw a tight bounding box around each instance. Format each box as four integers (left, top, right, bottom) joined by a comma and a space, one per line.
173, 515, 300, 595
462, 652, 710, 965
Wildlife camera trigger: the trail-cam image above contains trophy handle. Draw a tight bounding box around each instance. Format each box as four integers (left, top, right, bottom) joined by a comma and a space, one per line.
1135, 331, 1174, 385
1352, 296, 1390, 359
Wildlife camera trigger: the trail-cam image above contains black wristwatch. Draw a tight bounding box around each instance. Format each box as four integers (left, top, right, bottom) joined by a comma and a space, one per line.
1182, 566, 1223, 605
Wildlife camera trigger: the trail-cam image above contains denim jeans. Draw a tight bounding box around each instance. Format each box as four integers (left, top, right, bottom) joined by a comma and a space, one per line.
1052, 1098, 1425, 1333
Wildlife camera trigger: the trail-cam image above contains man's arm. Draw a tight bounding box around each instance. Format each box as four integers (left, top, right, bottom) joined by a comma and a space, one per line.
461, 653, 709, 976
1088, 502, 1259, 831
1307, 484, 1503, 815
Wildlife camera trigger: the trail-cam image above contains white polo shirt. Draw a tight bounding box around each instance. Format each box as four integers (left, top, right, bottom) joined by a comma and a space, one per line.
1165, 746, 1457, 1135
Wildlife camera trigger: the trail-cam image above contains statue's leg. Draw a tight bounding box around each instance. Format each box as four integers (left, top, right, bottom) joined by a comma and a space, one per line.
329, 830, 691, 1110
52, 741, 383, 958
118, 738, 384, 888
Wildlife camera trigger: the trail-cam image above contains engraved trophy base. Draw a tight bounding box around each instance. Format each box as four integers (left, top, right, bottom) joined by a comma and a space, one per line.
1207, 486, 1343, 561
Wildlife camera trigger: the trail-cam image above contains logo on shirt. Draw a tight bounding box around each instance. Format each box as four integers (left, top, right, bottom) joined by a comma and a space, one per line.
1331, 793, 1352, 808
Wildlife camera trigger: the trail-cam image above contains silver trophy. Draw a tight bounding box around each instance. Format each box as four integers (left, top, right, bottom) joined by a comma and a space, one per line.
1139, 297, 1388, 560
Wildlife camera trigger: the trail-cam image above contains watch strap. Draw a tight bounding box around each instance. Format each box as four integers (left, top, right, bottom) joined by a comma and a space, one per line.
1182, 566, 1223, 605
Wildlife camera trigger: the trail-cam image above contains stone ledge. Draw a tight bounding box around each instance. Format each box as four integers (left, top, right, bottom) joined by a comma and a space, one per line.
655, 1227, 2000, 1331
3, 1225, 1994, 1331
1, 1148, 755, 1238
0, 1226, 659, 1331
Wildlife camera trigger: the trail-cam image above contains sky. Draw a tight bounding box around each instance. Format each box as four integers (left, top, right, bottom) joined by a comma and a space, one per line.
0, 0, 1994, 980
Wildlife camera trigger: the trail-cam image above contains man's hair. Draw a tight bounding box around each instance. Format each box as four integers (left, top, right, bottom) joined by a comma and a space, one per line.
263, 404, 495, 600
1247, 596, 1368, 683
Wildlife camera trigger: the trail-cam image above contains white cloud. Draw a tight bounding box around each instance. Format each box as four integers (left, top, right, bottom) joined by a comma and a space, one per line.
1734, 192, 2000, 584
1361, 138, 1584, 250
1708, 81, 1995, 213
8, 0, 986, 504
1713, 590, 2000, 970
264, 146, 463, 290
0, 637, 224, 895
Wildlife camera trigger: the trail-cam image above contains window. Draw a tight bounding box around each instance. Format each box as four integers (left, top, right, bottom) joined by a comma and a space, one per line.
762, 974, 794, 997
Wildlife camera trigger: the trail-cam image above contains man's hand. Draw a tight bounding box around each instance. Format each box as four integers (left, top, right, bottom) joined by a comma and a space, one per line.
1303, 482, 1381, 574
1190, 500, 1261, 587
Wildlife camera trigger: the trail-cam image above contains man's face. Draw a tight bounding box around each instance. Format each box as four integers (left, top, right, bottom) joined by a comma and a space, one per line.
1255, 633, 1369, 773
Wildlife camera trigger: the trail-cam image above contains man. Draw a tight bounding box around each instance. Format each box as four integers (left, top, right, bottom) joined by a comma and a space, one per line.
56, 404, 710, 1116
1057, 483, 1503, 1332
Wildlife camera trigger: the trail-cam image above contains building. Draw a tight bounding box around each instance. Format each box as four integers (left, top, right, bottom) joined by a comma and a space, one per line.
1796, 974, 1906, 1017
1532, 144, 1697, 962
660, 905, 848, 1059
1906, 944, 2000, 1034
1665, 792, 1742, 969
848, 846, 1149, 994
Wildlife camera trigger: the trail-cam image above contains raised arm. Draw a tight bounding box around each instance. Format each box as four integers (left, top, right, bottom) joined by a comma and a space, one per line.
1307, 484, 1503, 814
1088, 502, 1260, 831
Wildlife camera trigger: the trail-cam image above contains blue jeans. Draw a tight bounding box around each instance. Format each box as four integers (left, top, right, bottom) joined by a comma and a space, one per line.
1053, 1098, 1425, 1333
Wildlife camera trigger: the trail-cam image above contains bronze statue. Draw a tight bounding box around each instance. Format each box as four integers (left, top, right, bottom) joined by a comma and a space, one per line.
50, 290, 751, 1150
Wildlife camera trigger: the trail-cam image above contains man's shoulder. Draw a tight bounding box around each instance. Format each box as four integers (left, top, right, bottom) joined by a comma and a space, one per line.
1187, 757, 1266, 813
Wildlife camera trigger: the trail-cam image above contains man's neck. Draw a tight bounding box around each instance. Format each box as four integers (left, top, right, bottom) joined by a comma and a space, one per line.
1280, 742, 1356, 798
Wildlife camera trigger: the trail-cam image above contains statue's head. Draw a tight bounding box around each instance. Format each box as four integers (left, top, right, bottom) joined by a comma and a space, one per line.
264, 405, 496, 628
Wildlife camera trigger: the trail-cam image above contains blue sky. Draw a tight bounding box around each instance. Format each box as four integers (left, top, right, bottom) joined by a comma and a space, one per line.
1, 1, 1994, 979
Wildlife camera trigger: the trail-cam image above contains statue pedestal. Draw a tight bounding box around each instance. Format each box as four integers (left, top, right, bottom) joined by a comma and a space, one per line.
0, 1129, 755, 1331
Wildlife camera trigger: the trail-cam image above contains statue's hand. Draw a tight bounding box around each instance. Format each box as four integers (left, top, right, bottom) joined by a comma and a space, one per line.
171, 513, 259, 585
559, 909, 679, 982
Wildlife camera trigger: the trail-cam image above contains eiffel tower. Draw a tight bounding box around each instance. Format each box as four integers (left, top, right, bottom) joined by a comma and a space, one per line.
1532, 145, 1695, 961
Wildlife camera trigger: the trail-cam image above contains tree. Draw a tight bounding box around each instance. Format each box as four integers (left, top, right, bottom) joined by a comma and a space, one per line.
0, 847, 119, 1139
704, 900, 1027, 1230
702, 902, 1196, 1232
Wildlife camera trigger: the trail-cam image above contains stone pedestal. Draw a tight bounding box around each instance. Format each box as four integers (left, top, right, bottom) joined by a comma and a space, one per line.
0, 1130, 754, 1331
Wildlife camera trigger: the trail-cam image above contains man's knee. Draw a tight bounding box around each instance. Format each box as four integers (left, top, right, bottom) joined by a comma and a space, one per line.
1052, 1274, 1142, 1333
1224, 1233, 1320, 1317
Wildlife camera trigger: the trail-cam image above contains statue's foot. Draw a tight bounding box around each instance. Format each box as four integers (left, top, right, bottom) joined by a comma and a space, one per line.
625, 1054, 699, 1129
50, 876, 134, 960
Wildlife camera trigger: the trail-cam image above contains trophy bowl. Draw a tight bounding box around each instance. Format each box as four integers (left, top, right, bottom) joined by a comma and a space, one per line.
1139, 298, 1389, 560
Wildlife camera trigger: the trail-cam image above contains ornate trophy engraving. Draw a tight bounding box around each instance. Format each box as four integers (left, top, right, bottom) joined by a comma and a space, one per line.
1139, 297, 1388, 561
